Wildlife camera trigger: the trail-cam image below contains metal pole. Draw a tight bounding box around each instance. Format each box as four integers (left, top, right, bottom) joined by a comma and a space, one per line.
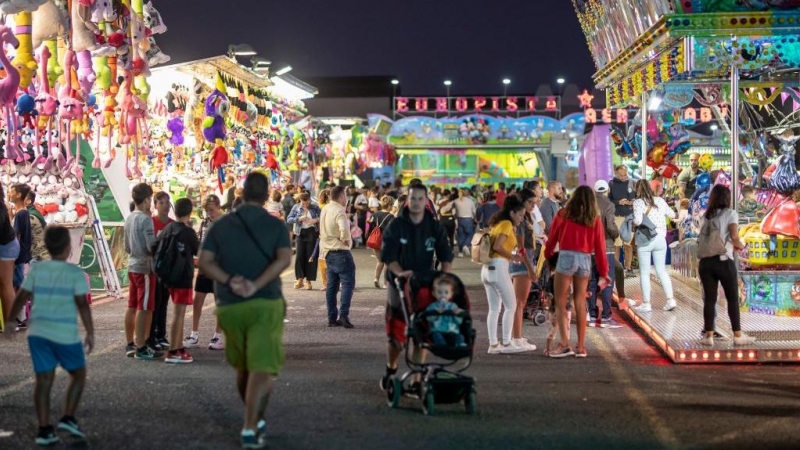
731, 39, 740, 212
641, 91, 648, 182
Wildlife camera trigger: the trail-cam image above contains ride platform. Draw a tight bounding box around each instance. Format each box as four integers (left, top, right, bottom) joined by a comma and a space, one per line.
620, 271, 800, 364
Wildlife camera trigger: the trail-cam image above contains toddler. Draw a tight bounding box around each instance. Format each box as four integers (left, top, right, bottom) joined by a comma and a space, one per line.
544, 252, 572, 356
425, 274, 466, 347
266, 190, 284, 220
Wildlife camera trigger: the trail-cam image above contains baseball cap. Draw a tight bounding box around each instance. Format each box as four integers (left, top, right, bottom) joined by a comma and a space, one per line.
594, 180, 609, 193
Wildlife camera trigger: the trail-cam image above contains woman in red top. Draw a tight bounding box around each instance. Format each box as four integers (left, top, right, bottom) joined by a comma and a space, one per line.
544, 186, 612, 358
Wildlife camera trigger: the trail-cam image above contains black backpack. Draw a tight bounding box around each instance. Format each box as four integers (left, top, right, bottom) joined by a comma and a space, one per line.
153, 226, 192, 287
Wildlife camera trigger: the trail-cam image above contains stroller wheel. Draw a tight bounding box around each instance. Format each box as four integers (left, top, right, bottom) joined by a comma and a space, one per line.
533, 311, 547, 326
387, 378, 401, 408
422, 385, 435, 416
464, 390, 477, 415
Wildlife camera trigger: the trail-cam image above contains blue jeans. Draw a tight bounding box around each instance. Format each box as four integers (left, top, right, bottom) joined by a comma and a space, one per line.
456, 218, 475, 251
325, 250, 355, 322
587, 252, 616, 320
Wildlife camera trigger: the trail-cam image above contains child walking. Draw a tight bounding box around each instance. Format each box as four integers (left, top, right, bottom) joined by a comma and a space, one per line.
6, 225, 94, 446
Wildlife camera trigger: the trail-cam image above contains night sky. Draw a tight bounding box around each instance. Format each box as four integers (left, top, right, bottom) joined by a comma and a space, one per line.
155, 0, 596, 96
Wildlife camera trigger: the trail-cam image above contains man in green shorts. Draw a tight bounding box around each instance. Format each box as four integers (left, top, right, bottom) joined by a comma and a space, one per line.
198, 172, 292, 449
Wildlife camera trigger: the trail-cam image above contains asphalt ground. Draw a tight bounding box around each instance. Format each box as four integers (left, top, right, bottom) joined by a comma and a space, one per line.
1, 248, 800, 450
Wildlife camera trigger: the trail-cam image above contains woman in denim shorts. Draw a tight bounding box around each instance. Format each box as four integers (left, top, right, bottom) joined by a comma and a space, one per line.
0, 184, 20, 325
544, 186, 611, 359
508, 189, 537, 352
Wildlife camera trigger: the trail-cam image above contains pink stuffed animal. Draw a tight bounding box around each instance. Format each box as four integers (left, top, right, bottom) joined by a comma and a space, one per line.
0, 25, 21, 161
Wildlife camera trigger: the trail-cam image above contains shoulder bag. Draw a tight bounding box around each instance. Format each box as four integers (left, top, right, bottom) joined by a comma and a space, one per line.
634, 205, 658, 247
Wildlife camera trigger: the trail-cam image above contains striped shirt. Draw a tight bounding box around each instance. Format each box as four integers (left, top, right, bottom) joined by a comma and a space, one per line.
23, 261, 90, 345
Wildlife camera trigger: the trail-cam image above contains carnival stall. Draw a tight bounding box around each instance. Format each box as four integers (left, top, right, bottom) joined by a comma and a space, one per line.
573, 0, 800, 363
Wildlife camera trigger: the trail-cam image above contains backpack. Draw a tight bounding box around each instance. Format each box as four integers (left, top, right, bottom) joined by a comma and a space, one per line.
471, 229, 492, 264
619, 214, 635, 244
153, 227, 192, 287
697, 214, 728, 259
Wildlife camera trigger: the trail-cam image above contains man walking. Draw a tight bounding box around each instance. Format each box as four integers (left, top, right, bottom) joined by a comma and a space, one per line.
540, 181, 564, 233
453, 188, 476, 257
608, 165, 636, 276
320, 186, 356, 328
588, 181, 623, 328
198, 172, 291, 449
379, 183, 453, 392
124, 183, 160, 360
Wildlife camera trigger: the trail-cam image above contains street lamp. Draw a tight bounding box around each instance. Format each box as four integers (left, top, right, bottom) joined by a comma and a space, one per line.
556, 77, 565, 85
251, 56, 271, 75
444, 79, 452, 98
227, 43, 257, 57
502, 78, 511, 96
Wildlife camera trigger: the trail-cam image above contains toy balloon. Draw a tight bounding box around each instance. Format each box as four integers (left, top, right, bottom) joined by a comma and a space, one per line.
610, 125, 633, 158
696, 172, 711, 190
648, 141, 667, 167
656, 162, 680, 179
698, 153, 714, 171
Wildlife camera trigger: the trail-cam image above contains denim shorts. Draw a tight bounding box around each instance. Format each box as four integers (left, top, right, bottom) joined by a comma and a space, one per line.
555, 250, 592, 278
0, 238, 20, 261
509, 248, 535, 277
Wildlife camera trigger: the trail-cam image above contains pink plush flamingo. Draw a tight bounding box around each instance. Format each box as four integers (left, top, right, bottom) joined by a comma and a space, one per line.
117, 71, 147, 178
34, 45, 58, 166
0, 26, 22, 162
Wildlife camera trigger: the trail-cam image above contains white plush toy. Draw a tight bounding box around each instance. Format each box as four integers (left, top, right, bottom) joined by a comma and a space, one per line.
0, 0, 48, 15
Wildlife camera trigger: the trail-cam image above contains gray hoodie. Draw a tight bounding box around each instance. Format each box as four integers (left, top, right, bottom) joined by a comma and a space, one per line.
124, 210, 155, 274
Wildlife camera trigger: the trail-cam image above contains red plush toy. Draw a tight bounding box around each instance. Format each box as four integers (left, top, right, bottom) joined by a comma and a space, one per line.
210, 143, 229, 193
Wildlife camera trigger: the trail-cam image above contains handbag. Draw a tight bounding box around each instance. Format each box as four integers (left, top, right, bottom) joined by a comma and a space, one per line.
634, 205, 657, 246
366, 213, 392, 250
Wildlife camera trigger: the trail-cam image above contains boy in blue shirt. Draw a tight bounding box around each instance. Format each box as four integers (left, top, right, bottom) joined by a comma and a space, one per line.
6, 225, 94, 446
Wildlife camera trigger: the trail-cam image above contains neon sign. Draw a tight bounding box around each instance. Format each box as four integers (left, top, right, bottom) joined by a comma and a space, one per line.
578, 89, 727, 125
394, 96, 560, 114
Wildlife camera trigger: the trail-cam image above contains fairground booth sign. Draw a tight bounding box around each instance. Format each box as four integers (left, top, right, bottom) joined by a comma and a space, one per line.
394, 95, 562, 115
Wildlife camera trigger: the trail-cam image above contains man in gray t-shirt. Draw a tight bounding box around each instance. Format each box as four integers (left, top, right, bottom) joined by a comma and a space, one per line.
540, 181, 564, 233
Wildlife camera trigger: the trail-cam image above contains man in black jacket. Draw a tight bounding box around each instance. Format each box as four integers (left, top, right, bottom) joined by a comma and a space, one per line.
607, 165, 635, 276
588, 181, 623, 328
379, 184, 453, 392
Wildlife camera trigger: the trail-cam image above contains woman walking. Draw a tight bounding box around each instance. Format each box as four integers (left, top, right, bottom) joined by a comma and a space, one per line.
628, 180, 677, 312
483, 196, 528, 354
698, 185, 755, 346
287, 193, 321, 290
0, 184, 20, 325
509, 190, 537, 351
368, 195, 395, 288
545, 186, 610, 358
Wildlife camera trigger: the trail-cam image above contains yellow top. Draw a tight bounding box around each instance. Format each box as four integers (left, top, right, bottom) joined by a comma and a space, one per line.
489, 220, 517, 259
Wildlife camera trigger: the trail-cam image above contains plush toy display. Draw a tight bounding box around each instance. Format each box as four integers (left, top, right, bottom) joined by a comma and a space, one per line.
202, 87, 230, 143
0, 25, 22, 161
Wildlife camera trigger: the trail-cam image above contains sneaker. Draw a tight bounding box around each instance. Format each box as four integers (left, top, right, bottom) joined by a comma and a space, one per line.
588, 316, 598, 327
549, 346, 575, 358
56, 416, 85, 439
157, 338, 170, 349
733, 334, 756, 346
257, 420, 267, 441
35, 426, 60, 446
487, 344, 501, 354
209, 336, 224, 350
379, 366, 398, 391
134, 346, 162, 360
499, 341, 527, 354
184, 334, 200, 349
699, 336, 714, 346
626, 298, 639, 308
165, 349, 194, 364
463, 246, 471, 256
15, 319, 27, 331
662, 299, 678, 311
634, 303, 652, 313
458, 252, 464, 258
293, 279, 304, 289
602, 318, 623, 329
125, 343, 136, 357
240, 428, 266, 449
625, 270, 636, 278
512, 338, 537, 352
147, 340, 164, 352
574, 349, 588, 358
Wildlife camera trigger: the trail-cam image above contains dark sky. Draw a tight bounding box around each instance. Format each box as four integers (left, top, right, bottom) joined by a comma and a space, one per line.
155, 0, 596, 97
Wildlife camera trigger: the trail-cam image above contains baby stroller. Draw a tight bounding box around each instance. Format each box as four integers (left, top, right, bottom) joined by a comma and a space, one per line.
524, 280, 549, 326
388, 272, 477, 415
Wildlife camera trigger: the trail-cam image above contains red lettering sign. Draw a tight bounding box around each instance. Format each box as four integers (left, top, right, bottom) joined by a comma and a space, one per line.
455, 97, 468, 112
490, 97, 500, 112
474, 97, 487, 111
436, 97, 448, 112
396, 97, 409, 112
414, 97, 428, 111
506, 97, 518, 112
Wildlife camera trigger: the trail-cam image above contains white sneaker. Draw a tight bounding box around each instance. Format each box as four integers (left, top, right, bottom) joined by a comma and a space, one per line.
208, 336, 224, 350
184, 334, 199, 348
488, 345, 501, 354
499, 341, 527, 354
626, 298, 639, 307
662, 299, 678, 311
463, 246, 471, 256
634, 303, 652, 312
458, 252, 464, 258
733, 334, 756, 346
699, 336, 714, 346
512, 338, 537, 352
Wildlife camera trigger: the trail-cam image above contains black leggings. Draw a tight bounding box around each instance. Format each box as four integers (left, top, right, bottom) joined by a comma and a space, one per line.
440, 217, 456, 247
698, 257, 741, 332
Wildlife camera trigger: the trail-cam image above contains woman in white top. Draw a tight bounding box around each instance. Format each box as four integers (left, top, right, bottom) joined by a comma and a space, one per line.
454, 189, 477, 257
697, 185, 755, 346
629, 180, 677, 312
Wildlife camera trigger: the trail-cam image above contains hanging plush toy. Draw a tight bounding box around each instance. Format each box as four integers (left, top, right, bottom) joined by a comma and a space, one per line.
202, 81, 230, 143
0, 25, 22, 162
209, 139, 228, 193
167, 117, 184, 146
767, 132, 800, 194
10, 11, 38, 90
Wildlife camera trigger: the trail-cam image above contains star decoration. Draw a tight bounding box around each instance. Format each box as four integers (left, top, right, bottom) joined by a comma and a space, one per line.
578, 89, 594, 108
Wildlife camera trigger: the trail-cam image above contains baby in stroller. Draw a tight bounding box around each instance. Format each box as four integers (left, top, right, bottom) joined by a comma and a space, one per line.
385, 272, 477, 415
426, 275, 467, 348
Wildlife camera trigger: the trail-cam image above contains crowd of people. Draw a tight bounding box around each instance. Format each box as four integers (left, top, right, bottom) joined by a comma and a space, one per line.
2, 160, 762, 448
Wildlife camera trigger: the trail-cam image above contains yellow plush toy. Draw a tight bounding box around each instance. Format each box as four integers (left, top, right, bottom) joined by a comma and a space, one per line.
11, 11, 38, 89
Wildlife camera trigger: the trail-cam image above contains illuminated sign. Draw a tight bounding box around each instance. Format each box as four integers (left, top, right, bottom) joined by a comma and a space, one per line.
584, 107, 724, 124
394, 96, 560, 114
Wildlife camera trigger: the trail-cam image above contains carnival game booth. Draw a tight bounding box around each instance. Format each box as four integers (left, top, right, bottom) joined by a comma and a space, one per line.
372, 95, 588, 187
573, 0, 800, 364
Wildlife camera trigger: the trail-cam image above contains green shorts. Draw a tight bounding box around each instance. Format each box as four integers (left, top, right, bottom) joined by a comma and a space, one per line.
216, 298, 286, 374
